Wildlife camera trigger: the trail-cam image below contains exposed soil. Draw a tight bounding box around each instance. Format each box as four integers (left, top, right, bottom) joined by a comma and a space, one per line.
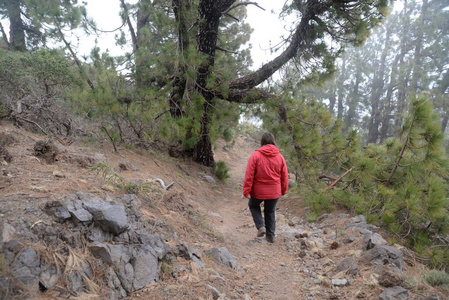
0, 123, 448, 300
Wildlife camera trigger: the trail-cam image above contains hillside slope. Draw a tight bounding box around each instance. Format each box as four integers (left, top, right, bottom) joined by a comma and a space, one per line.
0, 123, 448, 300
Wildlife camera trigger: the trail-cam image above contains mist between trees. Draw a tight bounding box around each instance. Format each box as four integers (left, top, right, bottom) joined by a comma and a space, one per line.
0, 0, 448, 269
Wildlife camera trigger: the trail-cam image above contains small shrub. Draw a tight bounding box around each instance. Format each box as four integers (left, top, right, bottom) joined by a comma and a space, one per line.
213, 161, 230, 182
423, 270, 449, 290
306, 212, 317, 222
86, 162, 156, 197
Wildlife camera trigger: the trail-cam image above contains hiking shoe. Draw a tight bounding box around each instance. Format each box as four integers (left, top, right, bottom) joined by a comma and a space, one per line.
266, 235, 275, 243
257, 226, 266, 237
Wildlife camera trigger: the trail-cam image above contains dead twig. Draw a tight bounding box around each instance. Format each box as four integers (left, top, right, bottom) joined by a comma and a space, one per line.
324, 167, 354, 191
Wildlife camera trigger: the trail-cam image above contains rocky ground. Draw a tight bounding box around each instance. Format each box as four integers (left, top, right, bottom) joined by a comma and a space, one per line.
0, 122, 448, 300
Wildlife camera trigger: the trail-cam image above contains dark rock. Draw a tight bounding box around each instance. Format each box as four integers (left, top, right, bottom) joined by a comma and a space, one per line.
204, 247, 238, 269
139, 233, 170, 259
60, 230, 83, 248
33, 140, 59, 163
364, 232, 387, 250
83, 200, 128, 235
66, 271, 83, 293
12, 247, 41, 270
105, 267, 127, 300
94, 205, 128, 235
359, 245, 404, 270
82, 199, 111, 214
68, 207, 93, 225
132, 247, 159, 290
11, 266, 39, 291
346, 222, 379, 232
90, 242, 131, 265
3, 240, 22, 264
379, 266, 404, 287
343, 236, 358, 244
39, 266, 59, 290
88, 226, 113, 242
379, 286, 408, 300
316, 213, 329, 222
121, 194, 142, 222
337, 258, 359, 276
174, 243, 204, 267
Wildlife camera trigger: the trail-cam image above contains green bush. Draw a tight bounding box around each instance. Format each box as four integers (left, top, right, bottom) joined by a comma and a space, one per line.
213, 161, 230, 182
423, 270, 449, 290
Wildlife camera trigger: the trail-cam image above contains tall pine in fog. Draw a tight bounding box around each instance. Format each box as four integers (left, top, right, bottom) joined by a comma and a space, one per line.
308, 0, 449, 143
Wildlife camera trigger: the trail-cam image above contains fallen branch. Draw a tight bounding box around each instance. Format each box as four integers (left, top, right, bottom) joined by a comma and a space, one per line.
153, 178, 174, 190
324, 167, 353, 191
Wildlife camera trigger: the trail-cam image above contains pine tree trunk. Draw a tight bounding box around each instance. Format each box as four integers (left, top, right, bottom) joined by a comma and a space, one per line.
169, 0, 190, 117
367, 25, 391, 144
410, 0, 428, 92
379, 53, 400, 141
191, 0, 231, 166
344, 58, 361, 132
336, 57, 346, 120
6, 0, 26, 51
394, 0, 411, 133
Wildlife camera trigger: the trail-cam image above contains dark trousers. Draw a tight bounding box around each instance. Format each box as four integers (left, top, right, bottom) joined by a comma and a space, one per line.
248, 197, 279, 237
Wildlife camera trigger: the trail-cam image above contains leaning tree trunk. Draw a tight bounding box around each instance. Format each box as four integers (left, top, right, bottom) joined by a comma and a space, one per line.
192, 0, 228, 167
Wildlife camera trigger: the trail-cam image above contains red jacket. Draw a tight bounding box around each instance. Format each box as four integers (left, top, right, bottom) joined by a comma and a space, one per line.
243, 145, 289, 199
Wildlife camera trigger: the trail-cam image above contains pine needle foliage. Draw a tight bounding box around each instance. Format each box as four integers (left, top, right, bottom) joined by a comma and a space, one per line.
213, 160, 230, 182
263, 93, 449, 269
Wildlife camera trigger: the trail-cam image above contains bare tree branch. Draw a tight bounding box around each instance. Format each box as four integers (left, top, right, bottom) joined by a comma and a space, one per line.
216, 45, 237, 54
225, 2, 265, 14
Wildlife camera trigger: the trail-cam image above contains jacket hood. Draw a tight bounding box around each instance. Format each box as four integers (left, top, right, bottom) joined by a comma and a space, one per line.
257, 144, 280, 157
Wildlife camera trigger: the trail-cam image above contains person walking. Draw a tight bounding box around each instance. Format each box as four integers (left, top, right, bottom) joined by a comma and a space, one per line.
243, 132, 289, 243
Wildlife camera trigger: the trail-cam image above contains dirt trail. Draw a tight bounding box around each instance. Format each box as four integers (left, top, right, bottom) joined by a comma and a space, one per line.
210, 138, 308, 299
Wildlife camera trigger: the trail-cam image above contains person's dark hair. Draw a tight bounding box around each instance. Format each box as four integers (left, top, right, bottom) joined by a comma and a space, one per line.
261, 132, 276, 146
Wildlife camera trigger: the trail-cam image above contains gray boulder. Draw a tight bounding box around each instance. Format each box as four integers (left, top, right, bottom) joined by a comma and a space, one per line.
204, 247, 238, 269
90, 239, 168, 296
67, 203, 93, 225
364, 232, 387, 250
175, 243, 205, 268
139, 232, 170, 259
132, 246, 159, 290
359, 245, 404, 270
379, 286, 408, 300
337, 258, 359, 276
83, 201, 128, 235
203, 175, 216, 184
